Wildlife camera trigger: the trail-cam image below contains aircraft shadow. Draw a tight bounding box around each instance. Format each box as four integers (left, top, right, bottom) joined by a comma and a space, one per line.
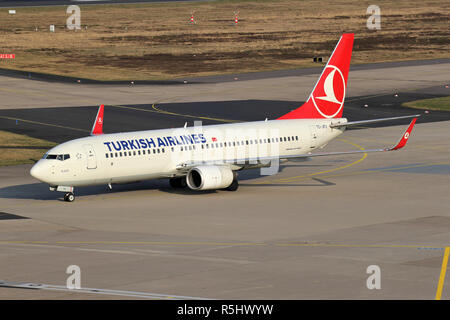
0, 165, 335, 200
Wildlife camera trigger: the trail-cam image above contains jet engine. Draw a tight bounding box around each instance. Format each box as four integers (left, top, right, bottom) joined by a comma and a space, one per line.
186, 165, 234, 190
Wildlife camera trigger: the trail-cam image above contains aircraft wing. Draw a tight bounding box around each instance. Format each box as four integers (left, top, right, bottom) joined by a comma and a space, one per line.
176, 117, 418, 171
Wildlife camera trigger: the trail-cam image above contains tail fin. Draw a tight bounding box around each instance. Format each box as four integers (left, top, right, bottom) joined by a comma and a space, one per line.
278, 33, 354, 120
91, 104, 104, 135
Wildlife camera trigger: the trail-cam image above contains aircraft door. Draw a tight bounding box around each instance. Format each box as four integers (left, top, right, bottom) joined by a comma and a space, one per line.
83, 144, 97, 169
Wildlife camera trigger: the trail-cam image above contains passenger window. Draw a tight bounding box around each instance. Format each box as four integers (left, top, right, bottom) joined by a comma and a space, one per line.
157, 149, 160, 153
115, 152, 118, 157
119, 152, 123, 157
153, 149, 156, 154
110, 153, 114, 158
133, 151, 136, 156
106, 153, 109, 158
129, 151, 132, 156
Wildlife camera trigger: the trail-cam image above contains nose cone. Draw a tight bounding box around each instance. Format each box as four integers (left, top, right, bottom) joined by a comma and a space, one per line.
30, 161, 47, 182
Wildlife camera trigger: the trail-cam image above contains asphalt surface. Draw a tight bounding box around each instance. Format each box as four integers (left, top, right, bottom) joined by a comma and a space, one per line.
0, 60, 449, 300
1, 58, 449, 85
0, 85, 448, 144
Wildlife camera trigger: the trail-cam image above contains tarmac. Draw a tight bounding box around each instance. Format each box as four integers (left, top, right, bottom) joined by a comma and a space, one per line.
0, 60, 449, 299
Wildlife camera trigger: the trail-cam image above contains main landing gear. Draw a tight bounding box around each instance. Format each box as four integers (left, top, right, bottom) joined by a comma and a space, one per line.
225, 178, 239, 191
169, 177, 187, 188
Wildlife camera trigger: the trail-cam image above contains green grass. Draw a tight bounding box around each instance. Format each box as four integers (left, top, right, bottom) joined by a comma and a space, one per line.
0, 131, 57, 166
403, 96, 450, 111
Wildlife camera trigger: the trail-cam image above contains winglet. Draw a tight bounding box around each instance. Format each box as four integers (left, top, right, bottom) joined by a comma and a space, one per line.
389, 117, 417, 151
91, 104, 104, 136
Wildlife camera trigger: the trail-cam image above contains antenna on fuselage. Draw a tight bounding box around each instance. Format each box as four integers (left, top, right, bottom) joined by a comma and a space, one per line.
184, 122, 187, 128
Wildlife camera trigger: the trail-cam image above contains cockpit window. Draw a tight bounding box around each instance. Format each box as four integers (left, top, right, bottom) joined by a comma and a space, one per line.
45, 154, 70, 161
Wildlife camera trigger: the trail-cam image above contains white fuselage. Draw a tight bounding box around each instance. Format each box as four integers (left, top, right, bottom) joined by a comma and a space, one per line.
30, 118, 346, 187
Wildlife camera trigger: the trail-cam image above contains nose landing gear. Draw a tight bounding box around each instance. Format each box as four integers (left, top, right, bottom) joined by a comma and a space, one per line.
50, 186, 75, 202
63, 192, 75, 202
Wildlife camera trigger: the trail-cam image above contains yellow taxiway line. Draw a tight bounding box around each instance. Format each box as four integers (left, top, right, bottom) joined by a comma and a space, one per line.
436, 247, 450, 300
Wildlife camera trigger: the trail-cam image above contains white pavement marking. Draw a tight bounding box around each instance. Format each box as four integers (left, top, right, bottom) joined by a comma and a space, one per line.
0, 280, 211, 300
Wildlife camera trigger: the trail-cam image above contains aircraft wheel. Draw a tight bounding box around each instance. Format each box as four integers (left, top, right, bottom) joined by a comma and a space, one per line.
225, 179, 239, 191
64, 192, 75, 202
170, 177, 187, 188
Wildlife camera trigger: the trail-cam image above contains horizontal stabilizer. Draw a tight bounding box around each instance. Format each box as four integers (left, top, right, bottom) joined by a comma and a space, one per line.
330, 114, 420, 128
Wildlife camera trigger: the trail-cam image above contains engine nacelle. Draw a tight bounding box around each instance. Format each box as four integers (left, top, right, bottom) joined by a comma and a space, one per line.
186, 165, 234, 190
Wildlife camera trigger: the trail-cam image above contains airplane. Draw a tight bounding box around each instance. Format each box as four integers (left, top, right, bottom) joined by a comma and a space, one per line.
30, 33, 419, 202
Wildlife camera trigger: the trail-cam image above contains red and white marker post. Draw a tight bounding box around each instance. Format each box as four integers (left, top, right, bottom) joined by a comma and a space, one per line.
0, 54, 15, 59
234, 10, 239, 25
189, 10, 196, 24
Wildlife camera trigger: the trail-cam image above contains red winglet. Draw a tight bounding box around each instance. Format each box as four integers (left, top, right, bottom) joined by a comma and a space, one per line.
390, 118, 417, 150
91, 104, 104, 135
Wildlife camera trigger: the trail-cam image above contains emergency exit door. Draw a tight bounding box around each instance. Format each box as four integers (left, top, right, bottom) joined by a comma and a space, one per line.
83, 144, 97, 169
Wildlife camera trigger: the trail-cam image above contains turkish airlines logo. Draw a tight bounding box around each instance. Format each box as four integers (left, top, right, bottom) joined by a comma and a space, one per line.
311, 65, 346, 118
404, 132, 409, 140
98, 117, 103, 124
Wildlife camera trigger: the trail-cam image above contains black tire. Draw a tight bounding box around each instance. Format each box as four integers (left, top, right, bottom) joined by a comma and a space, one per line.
169, 177, 187, 188
225, 179, 239, 191
64, 192, 75, 202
